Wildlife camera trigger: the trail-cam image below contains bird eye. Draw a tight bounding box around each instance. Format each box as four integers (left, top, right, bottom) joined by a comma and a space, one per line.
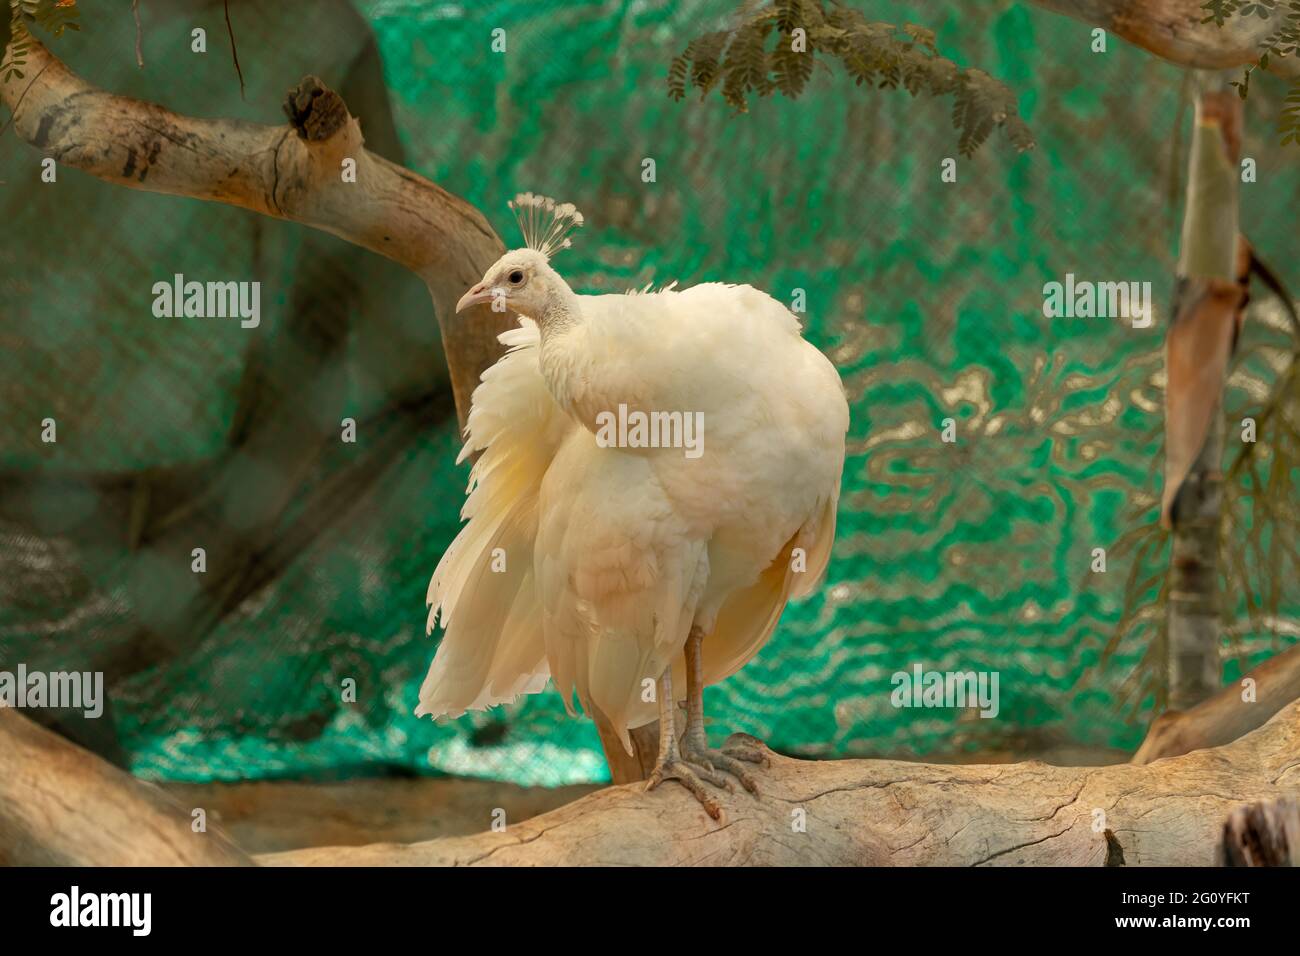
508, 270, 525, 285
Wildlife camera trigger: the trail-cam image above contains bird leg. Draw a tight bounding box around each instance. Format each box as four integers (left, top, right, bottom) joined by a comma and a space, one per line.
679, 625, 768, 795
644, 667, 730, 820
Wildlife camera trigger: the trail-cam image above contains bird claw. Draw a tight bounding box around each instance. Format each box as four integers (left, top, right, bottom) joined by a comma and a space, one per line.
683, 738, 764, 795
646, 758, 726, 820
721, 732, 772, 768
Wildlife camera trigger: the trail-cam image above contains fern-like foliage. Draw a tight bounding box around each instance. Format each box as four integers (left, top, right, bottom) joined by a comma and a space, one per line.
667, 0, 1033, 156
1091, 312, 1300, 718
2, 0, 80, 84
1202, 0, 1300, 146
1221, 339, 1300, 650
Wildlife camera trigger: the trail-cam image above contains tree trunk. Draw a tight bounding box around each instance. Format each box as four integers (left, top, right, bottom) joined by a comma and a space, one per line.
1164, 82, 1243, 710
595, 716, 659, 784
1167, 409, 1226, 708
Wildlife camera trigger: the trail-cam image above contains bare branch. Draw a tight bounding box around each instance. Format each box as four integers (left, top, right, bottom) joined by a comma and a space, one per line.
1133, 642, 1300, 763
0, 35, 514, 424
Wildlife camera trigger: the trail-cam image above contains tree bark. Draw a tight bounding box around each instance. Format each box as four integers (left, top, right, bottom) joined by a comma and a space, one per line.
0, 709, 252, 866
1220, 797, 1300, 866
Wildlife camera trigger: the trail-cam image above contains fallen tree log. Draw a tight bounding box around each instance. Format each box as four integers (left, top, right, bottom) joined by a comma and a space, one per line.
0, 709, 251, 866
261, 704, 1300, 867
3, 700, 1297, 866
0, 35, 511, 431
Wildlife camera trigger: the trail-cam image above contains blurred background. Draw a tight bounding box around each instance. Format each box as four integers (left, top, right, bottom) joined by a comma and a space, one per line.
1, 0, 1297, 819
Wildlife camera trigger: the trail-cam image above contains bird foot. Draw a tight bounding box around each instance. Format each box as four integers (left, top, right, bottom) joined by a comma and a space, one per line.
680, 732, 770, 795
645, 757, 729, 820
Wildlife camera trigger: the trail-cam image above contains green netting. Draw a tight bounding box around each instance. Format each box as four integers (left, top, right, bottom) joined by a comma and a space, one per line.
1, 0, 1296, 787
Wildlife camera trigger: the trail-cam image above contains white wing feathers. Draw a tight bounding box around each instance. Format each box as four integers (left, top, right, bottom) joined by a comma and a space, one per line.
416, 320, 561, 718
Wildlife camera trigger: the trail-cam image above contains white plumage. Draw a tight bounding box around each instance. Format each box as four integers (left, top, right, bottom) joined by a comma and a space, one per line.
417, 196, 847, 811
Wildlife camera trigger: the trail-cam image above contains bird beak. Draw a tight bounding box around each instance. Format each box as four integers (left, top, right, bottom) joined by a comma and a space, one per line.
456, 282, 493, 314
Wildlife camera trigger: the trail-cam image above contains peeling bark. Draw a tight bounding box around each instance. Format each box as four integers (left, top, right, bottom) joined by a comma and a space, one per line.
1164, 84, 1243, 711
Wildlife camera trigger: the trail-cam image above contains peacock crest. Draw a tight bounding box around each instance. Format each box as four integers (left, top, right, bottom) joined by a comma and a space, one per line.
508, 192, 584, 259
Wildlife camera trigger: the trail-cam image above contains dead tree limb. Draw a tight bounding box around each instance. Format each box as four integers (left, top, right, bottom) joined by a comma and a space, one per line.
0, 709, 252, 865
260, 703, 1300, 867
0, 35, 512, 422
3, 698, 1297, 866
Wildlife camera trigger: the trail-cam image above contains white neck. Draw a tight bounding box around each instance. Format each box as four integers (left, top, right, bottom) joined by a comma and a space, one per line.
534, 281, 582, 337
530, 283, 594, 423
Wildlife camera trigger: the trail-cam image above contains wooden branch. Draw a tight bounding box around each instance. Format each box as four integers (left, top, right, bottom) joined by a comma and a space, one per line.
5, 696, 1297, 867
0, 709, 252, 866
1030, 0, 1300, 78
1134, 641, 1300, 763
260, 703, 1300, 867
0, 35, 513, 424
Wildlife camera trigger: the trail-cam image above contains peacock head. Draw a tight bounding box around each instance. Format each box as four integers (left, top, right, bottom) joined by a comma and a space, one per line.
455, 194, 584, 320
455, 248, 562, 319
